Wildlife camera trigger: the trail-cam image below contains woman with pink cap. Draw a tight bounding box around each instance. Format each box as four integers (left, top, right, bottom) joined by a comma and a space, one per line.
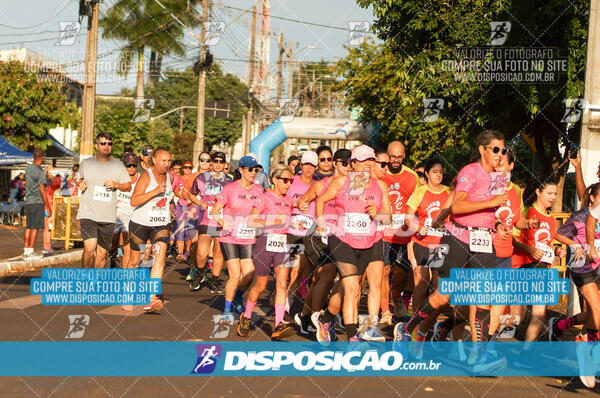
314, 144, 391, 343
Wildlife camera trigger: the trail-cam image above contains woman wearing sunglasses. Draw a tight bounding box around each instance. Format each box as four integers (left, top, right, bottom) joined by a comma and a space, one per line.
186, 152, 232, 293
294, 148, 352, 338
211, 155, 264, 322
238, 165, 295, 338
314, 145, 334, 181
315, 145, 391, 343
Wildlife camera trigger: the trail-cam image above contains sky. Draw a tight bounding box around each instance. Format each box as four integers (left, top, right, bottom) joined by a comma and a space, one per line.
0, 0, 376, 95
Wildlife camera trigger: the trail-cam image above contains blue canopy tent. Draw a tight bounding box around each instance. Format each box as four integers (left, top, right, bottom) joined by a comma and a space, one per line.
0, 135, 33, 165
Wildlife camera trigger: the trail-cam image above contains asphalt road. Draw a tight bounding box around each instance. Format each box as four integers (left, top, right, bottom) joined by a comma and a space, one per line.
0, 258, 598, 397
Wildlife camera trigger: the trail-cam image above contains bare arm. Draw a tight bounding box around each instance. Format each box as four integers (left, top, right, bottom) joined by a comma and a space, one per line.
130, 173, 162, 207
315, 176, 346, 224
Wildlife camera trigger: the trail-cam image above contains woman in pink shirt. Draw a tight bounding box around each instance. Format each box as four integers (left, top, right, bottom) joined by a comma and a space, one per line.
212, 155, 264, 321
237, 165, 294, 338
315, 145, 391, 343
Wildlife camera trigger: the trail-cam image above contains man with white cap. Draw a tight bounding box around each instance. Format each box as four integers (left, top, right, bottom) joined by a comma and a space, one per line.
314, 144, 391, 343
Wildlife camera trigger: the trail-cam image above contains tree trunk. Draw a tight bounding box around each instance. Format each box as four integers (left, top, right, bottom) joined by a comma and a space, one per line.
136, 48, 144, 100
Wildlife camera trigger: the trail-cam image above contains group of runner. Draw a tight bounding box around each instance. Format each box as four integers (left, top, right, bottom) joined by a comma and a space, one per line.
75, 131, 600, 362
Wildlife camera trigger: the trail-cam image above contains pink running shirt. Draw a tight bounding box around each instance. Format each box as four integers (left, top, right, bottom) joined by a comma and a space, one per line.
216, 180, 264, 244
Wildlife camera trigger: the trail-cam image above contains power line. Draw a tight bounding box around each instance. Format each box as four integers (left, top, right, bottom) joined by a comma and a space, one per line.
0, 0, 75, 29
219, 4, 348, 31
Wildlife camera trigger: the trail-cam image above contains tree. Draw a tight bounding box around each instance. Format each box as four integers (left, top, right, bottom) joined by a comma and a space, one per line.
339, 0, 589, 211
94, 98, 174, 157
99, 0, 201, 99
146, 62, 247, 160
0, 61, 74, 149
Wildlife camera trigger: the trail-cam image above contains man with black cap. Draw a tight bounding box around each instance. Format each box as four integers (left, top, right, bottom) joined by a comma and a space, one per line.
185, 151, 232, 292
110, 152, 140, 267
137, 145, 153, 174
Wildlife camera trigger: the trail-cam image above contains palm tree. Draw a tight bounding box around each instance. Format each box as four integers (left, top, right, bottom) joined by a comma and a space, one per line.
99, 0, 201, 98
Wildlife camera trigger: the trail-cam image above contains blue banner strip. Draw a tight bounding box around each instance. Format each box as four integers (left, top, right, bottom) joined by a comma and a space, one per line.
0, 342, 597, 376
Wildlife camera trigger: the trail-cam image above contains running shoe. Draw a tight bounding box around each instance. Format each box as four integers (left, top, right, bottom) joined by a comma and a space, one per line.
143, 296, 163, 313
577, 342, 598, 388
448, 340, 467, 362
207, 277, 222, 294
190, 270, 207, 291
472, 354, 507, 374
393, 297, 408, 318
548, 317, 563, 342
294, 313, 315, 335
186, 267, 197, 281
271, 321, 294, 339
408, 327, 426, 359
346, 335, 369, 353
359, 325, 386, 342
312, 312, 332, 345
176, 253, 186, 263
380, 311, 393, 326
24, 252, 43, 260
233, 296, 246, 316
392, 322, 411, 342
42, 248, 54, 254
237, 314, 251, 337
222, 312, 235, 324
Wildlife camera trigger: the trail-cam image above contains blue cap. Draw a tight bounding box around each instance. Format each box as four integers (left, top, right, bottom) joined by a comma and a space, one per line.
239, 155, 258, 168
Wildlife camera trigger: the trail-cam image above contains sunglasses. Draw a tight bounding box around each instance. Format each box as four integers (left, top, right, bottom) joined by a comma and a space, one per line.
486, 146, 508, 155
245, 166, 259, 173
199, 158, 211, 163
212, 159, 225, 164
376, 161, 389, 168
125, 164, 137, 168
336, 160, 350, 167
142, 148, 152, 156
98, 142, 113, 146
277, 177, 292, 184
182, 166, 192, 170
319, 157, 332, 162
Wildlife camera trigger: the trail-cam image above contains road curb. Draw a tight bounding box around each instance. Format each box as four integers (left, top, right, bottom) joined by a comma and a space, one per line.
0, 250, 83, 276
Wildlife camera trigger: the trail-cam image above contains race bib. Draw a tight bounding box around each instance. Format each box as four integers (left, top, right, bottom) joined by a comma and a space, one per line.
291, 214, 313, 230
148, 207, 169, 225
116, 190, 131, 202
266, 233, 286, 253
236, 223, 256, 240
345, 213, 370, 234
469, 230, 493, 253
392, 214, 406, 229
93, 186, 112, 202
536, 242, 555, 264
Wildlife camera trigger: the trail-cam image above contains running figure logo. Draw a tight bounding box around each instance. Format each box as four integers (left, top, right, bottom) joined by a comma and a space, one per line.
56, 21, 81, 46
205, 22, 225, 46
277, 98, 300, 123
561, 98, 585, 123
131, 99, 155, 123
420, 99, 444, 123
65, 315, 89, 339
487, 22, 511, 46
346, 22, 370, 46
191, 344, 222, 374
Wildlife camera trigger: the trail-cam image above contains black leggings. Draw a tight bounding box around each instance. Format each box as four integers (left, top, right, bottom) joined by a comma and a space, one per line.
220, 242, 253, 262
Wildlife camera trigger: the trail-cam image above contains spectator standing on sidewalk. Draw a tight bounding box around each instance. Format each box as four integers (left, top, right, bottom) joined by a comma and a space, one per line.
23, 148, 52, 259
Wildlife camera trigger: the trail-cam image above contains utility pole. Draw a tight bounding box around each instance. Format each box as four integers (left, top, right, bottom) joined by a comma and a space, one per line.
580, 0, 600, 189
311, 69, 316, 117
244, 5, 257, 154
193, 0, 209, 169
179, 107, 184, 135
272, 32, 284, 165
80, 1, 100, 158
